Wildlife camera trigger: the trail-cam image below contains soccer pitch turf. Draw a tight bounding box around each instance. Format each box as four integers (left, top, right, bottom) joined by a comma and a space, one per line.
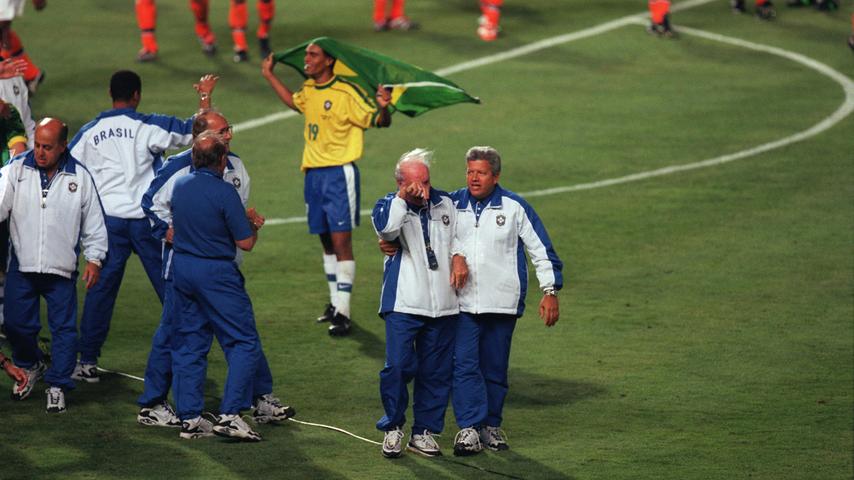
1, 1, 852, 479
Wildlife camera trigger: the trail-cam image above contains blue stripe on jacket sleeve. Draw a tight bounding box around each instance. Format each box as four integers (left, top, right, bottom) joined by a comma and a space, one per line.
140, 113, 194, 135
371, 192, 398, 233
509, 191, 564, 290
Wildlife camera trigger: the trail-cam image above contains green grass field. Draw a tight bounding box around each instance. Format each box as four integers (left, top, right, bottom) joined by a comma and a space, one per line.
1, 0, 852, 478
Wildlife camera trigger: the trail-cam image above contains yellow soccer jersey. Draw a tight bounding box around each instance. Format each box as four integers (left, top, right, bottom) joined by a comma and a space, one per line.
293, 76, 380, 171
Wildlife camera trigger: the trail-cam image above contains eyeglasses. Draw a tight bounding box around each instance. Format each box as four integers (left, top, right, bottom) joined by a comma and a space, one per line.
218, 126, 233, 135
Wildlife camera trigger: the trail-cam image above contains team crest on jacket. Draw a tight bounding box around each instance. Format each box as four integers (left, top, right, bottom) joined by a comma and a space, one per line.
324, 100, 332, 110
68, 182, 78, 193
442, 214, 449, 226
496, 214, 506, 226
232, 177, 241, 188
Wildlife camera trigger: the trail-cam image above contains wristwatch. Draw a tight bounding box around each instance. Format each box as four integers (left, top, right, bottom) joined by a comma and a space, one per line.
543, 287, 557, 297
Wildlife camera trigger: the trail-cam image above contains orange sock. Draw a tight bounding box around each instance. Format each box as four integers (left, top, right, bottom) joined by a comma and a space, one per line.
230, 0, 249, 52
373, 0, 387, 24
190, 0, 215, 43
648, 0, 670, 24
480, 0, 502, 26
135, 0, 158, 53
256, 0, 274, 39
1, 30, 40, 82
390, 0, 405, 19
755, 0, 768, 5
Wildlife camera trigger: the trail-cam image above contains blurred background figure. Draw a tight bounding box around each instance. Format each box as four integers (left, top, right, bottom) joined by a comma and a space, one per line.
0, 0, 45, 94
373, 0, 418, 31
647, 0, 674, 37
731, 0, 776, 20
477, 0, 502, 41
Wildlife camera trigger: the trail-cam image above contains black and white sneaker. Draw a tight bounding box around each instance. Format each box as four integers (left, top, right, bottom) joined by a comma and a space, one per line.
11, 360, 46, 400
316, 303, 335, 323
453, 427, 483, 456
138, 401, 182, 427
180, 416, 215, 439
214, 414, 262, 442
328, 312, 352, 336
252, 393, 296, 424
407, 430, 442, 457
71, 362, 99, 383
382, 427, 405, 458
233, 50, 249, 63
45, 387, 66, 413
756, 1, 777, 19
479, 426, 509, 451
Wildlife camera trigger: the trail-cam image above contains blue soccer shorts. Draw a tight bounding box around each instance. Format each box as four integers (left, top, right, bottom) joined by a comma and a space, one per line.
304, 163, 360, 235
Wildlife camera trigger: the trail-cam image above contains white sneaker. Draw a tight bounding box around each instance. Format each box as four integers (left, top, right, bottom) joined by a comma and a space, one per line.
138, 401, 181, 427
479, 425, 509, 451
453, 427, 483, 456
252, 393, 296, 424
382, 427, 405, 458
213, 414, 262, 442
11, 361, 46, 400
407, 429, 442, 457
45, 387, 66, 413
180, 416, 215, 439
71, 362, 100, 383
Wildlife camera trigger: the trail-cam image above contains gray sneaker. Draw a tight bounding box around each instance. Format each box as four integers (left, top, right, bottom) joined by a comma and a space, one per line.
11, 361, 46, 400
252, 393, 296, 424
180, 416, 215, 439
407, 429, 442, 457
138, 401, 181, 427
479, 425, 509, 451
45, 387, 66, 413
453, 427, 483, 456
382, 427, 405, 458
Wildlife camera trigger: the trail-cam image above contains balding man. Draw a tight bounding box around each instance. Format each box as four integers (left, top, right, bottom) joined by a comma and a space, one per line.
169, 133, 286, 441
137, 111, 292, 430
371, 149, 467, 458
0, 118, 108, 414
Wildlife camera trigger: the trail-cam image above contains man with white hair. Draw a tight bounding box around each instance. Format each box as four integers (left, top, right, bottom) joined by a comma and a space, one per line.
371, 148, 467, 459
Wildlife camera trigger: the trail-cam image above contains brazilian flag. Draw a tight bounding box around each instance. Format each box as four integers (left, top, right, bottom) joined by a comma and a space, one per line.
273, 37, 480, 117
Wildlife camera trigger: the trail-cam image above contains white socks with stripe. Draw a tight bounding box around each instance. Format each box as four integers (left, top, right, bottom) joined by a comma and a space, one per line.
334, 260, 355, 318
323, 253, 337, 304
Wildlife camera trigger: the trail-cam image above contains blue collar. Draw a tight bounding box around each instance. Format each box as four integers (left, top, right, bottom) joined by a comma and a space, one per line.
196, 166, 224, 179
457, 184, 503, 210
22, 150, 76, 175
96, 107, 138, 120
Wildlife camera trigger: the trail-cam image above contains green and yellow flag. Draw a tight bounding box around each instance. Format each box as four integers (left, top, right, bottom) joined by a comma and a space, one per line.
274, 37, 480, 117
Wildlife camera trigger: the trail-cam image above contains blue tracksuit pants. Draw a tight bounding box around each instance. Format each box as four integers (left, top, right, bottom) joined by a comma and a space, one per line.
452, 312, 517, 429
137, 268, 275, 408
3, 254, 77, 390
79, 216, 165, 364
171, 253, 271, 419
376, 311, 456, 435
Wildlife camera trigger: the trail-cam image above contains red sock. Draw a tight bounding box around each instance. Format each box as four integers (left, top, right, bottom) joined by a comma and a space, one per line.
390, 0, 404, 20
256, 0, 274, 39
373, 0, 387, 24
648, 0, 670, 24
1, 30, 40, 82
230, 0, 249, 51
480, 0, 502, 26
190, 0, 215, 43
135, 0, 158, 53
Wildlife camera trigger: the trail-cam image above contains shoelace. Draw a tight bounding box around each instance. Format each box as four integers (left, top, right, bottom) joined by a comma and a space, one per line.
47, 388, 62, 405
454, 428, 481, 448
416, 430, 441, 449
384, 429, 405, 447
485, 426, 508, 444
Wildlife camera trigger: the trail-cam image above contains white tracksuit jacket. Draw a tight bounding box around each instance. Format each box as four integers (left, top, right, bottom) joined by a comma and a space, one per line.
451, 185, 563, 317
141, 148, 250, 275
0, 151, 108, 279
69, 107, 193, 219
372, 189, 463, 318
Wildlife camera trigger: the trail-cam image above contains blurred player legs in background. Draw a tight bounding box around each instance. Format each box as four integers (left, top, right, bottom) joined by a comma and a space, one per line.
647, 0, 674, 37
477, 0, 501, 41
372, 0, 418, 32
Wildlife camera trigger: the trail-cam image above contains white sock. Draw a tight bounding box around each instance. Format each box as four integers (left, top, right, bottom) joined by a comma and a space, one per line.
335, 260, 355, 318
323, 253, 337, 305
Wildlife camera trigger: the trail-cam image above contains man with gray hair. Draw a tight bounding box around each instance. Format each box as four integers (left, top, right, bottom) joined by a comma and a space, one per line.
371, 148, 468, 459
450, 145, 563, 455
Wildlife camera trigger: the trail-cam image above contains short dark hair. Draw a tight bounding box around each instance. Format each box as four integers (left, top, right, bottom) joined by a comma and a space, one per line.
191, 132, 227, 169
110, 70, 141, 102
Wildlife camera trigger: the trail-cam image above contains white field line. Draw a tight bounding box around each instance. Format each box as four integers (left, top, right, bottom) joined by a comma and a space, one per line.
265, 22, 854, 225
